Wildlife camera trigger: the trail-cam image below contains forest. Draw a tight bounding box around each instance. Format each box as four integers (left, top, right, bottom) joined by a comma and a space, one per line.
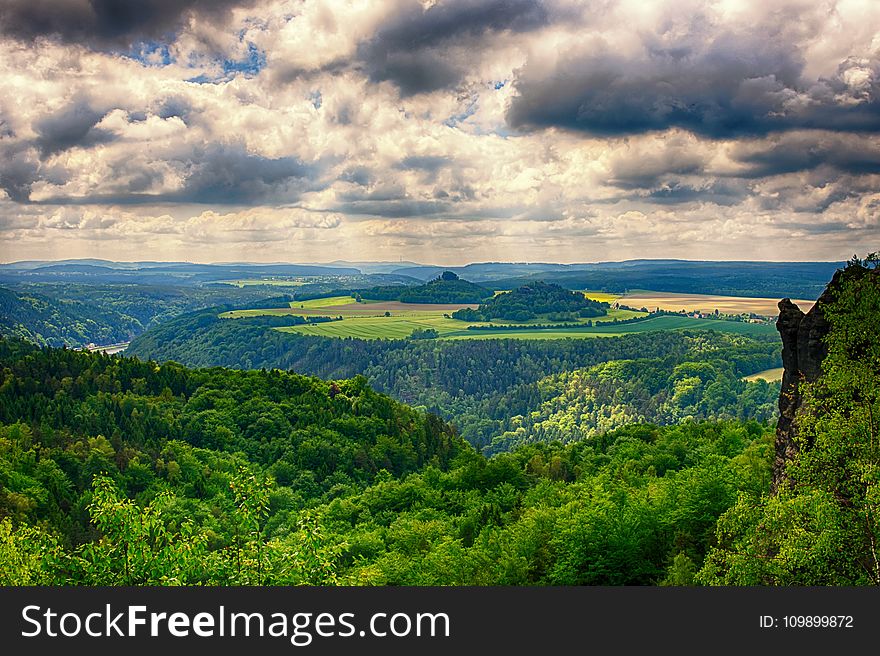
0, 283, 282, 348
0, 336, 773, 584
452, 281, 609, 322
1, 260, 876, 586
127, 315, 781, 451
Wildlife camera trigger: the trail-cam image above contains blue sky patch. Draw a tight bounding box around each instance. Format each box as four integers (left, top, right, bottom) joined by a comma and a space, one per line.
187, 42, 267, 84
126, 42, 173, 67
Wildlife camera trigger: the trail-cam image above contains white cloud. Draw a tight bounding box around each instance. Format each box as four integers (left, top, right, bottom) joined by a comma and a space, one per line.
0, 0, 875, 264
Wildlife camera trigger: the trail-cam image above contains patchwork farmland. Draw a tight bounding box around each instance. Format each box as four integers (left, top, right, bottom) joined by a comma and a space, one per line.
221, 293, 779, 340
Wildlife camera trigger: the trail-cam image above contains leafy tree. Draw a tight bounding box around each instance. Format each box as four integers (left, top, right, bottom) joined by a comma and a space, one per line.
699, 261, 880, 585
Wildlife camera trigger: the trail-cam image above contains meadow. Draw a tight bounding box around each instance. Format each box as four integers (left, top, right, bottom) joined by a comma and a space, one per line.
220, 294, 778, 340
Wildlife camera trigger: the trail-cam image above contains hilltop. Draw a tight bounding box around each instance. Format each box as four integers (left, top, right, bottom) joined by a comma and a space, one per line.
452, 281, 609, 322
357, 271, 493, 304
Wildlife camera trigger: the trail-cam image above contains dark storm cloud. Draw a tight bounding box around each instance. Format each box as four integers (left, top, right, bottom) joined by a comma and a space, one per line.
0, 0, 255, 46
177, 143, 315, 204
33, 101, 114, 155
645, 179, 750, 206
0, 146, 39, 202
155, 96, 193, 124
357, 0, 551, 95
731, 133, 880, 178
339, 166, 374, 187
14, 142, 317, 205
507, 35, 880, 138
334, 199, 453, 218
608, 151, 705, 189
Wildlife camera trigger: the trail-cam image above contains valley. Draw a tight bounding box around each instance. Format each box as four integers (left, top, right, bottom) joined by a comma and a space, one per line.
2, 255, 874, 589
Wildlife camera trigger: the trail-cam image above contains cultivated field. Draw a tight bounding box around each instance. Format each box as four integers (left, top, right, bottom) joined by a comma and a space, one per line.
222, 293, 778, 340
582, 291, 620, 303
617, 291, 815, 316
742, 367, 785, 383
444, 315, 778, 340
222, 297, 477, 319
271, 310, 775, 340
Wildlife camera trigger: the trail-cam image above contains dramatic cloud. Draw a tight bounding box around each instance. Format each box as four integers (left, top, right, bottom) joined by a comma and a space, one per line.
0, 0, 255, 46
0, 0, 876, 264
507, 21, 880, 137
33, 99, 115, 155
357, 0, 550, 95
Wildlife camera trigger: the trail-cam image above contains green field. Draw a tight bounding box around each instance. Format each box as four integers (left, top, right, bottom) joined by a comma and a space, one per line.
271, 313, 777, 340
221, 292, 777, 340
292, 295, 365, 308
582, 291, 620, 303
278, 314, 467, 339
221, 295, 363, 318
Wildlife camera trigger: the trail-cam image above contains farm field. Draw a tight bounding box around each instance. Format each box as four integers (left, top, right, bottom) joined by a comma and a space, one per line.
444, 315, 778, 340
269, 310, 777, 340
222, 297, 477, 319
617, 291, 815, 316
222, 293, 778, 340
742, 367, 785, 383
582, 291, 620, 303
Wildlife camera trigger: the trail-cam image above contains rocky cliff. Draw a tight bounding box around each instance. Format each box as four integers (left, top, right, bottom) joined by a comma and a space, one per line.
771, 271, 839, 492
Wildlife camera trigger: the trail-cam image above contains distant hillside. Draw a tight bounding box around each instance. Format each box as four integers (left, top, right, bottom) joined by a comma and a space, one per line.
0, 286, 141, 347
453, 281, 608, 322
0, 261, 360, 285
487, 260, 842, 299
0, 259, 844, 298
0, 284, 288, 348
391, 262, 573, 282
360, 271, 492, 304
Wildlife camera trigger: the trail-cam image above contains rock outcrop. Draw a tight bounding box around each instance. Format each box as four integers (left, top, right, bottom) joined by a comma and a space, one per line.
771, 271, 839, 492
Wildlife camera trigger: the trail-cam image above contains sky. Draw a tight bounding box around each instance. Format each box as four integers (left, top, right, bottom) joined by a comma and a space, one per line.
0, 0, 878, 265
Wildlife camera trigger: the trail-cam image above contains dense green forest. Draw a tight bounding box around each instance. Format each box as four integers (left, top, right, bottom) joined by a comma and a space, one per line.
453, 281, 609, 322
0, 260, 876, 585
128, 316, 780, 451
700, 261, 880, 584
2, 259, 876, 586
0, 284, 282, 348
0, 286, 142, 348
0, 337, 772, 584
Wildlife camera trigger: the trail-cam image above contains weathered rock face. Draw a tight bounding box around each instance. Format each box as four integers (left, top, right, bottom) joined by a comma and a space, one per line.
771, 271, 839, 492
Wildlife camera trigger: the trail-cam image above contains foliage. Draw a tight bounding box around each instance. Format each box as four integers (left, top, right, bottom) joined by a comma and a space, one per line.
0, 283, 286, 348
127, 316, 780, 451
699, 262, 880, 585
453, 281, 609, 322
0, 337, 774, 584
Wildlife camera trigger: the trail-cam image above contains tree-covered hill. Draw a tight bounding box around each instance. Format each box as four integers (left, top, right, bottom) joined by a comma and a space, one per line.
0, 286, 142, 347
0, 284, 288, 348
358, 271, 493, 304
453, 281, 609, 322
127, 311, 781, 451
0, 336, 775, 585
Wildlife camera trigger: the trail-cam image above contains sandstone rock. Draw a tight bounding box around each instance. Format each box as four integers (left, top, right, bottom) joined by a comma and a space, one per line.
771, 271, 840, 492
